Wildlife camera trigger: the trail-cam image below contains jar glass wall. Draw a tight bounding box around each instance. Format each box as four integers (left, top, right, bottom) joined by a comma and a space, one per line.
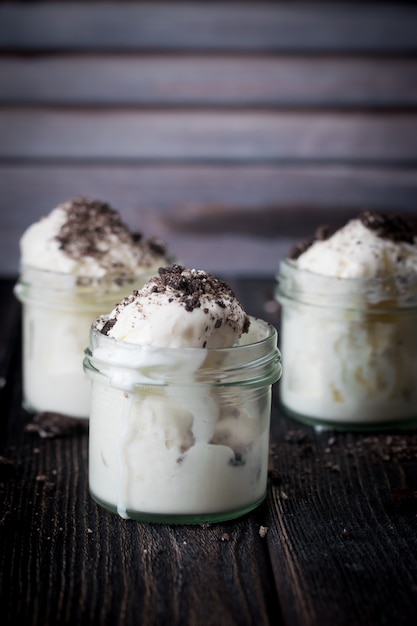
14, 265, 157, 419
276, 259, 417, 430
83, 317, 282, 523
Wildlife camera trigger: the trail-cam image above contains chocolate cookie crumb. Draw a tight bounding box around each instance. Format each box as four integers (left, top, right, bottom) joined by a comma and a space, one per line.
56, 197, 135, 260
157, 265, 243, 315
147, 236, 168, 257
147, 266, 243, 323
54, 196, 167, 271
100, 318, 117, 335
259, 526, 269, 538
360, 210, 415, 244
268, 468, 283, 485
289, 224, 335, 259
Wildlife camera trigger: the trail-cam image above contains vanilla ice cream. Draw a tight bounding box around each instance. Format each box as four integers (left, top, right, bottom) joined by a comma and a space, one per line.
84, 265, 281, 523
97, 265, 250, 348
14, 197, 171, 418
277, 211, 417, 428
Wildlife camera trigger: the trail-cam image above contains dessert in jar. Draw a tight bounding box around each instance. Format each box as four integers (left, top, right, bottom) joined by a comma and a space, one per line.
276, 211, 417, 429
84, 265, 282, 523
14, 197, 171, 419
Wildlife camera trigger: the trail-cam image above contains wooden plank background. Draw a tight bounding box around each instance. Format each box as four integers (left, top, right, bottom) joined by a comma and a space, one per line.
1, 2, 417, 276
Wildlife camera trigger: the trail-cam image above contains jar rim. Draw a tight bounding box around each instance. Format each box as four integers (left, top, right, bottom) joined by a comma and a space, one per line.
17, 263, 161, 289
14, 263, 173, 309
278, 257, 417, 285
83, 316, 282, 388
276, 258, 417, 310
90, 314, 276, 352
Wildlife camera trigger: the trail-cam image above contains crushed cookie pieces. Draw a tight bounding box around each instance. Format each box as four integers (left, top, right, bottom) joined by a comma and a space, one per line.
288, 224, 335, 259
54, 196, 167, 276
360, 210, 414, 244
259, 526, 269, 538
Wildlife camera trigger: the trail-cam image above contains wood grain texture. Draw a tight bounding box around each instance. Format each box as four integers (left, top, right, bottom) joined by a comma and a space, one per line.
2, 56, 417, 108
2, 165, 416, 218
1, 163, 417, 277
0, 2, 416, 278
2, 110, 417, 162
1, 3, 416, 52
266, 405, 417, 626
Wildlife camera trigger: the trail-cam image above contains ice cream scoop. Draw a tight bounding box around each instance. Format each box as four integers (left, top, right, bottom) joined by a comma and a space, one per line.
293, 211, 417, 279
96, 264, 250, 348
20, 196, 167, 281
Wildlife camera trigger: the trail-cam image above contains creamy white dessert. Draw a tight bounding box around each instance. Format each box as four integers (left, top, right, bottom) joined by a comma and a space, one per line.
98, 265, 249, 349
85, 265, 281, 522
14, 197, 170, 418
277, 211, 417, 427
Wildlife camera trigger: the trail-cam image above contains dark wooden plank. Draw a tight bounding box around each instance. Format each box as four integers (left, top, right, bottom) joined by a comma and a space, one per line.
1, 163, 417, 277
0, 3, 416, 52
2, 56, 417, 108
2, 110, 417, 163
265, 400, 417, 626
1, 164, 416, 221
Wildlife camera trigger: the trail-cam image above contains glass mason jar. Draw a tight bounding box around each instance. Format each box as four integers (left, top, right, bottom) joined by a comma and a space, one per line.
83, 317, 282, 524
276, 259, 417, 430
14, 265, 158, 419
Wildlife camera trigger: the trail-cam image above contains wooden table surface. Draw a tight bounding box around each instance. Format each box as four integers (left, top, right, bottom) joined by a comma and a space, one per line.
1, 275, 417, 626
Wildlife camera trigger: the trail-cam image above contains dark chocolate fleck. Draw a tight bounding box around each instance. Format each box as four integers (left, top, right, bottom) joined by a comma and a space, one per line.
156, 265, 249, 329
100, 318, 117, 335
288, 224, 335, 259
147, 236, 168, 256
360, 210, 415, 244
228, 452, 246, 467
54, 196, 167, 269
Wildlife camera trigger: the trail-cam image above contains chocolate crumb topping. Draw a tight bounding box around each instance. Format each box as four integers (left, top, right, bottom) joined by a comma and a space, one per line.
147, 236, 168, 257
100, 318, 117, 335
289, 212, 416, 260
156, 265, 246, 318
289, 224, 335, 260
54, 196, 167, 269
55, 197, 135, 260
360, 210, 415, 244
99, 265, 250, 339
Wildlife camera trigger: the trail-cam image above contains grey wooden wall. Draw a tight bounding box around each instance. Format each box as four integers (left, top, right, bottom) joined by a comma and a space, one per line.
1, 2, 417, 276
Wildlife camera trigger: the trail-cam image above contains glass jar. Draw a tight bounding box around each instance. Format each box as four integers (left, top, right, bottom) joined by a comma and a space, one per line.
83, 317, 282, 524
14, 265, 157, 419
276, 259, 417, 430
